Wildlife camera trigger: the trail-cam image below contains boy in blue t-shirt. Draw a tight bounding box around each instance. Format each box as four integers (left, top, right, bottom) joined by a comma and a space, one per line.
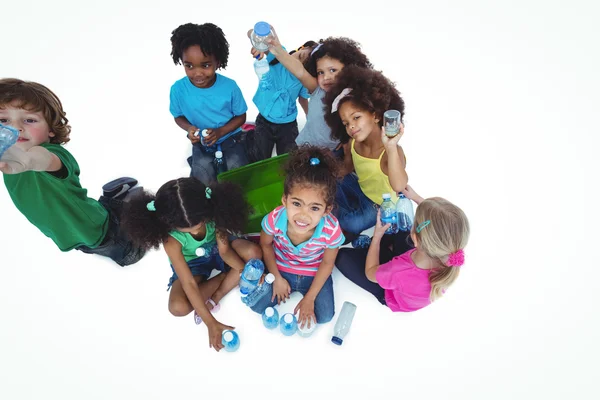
169, 23, 249, 185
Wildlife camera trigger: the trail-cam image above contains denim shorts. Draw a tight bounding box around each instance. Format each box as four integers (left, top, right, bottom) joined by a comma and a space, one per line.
167, 250, 228, 291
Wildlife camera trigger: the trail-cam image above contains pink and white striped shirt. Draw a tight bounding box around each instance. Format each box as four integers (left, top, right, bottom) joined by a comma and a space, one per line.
261, 206, 345, 276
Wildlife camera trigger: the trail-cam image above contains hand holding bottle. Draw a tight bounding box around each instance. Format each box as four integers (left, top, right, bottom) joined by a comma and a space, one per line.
373, 209, 391, 241
207, 319, 235, 352
294, 297, 316, 329
187, 126, 201, 144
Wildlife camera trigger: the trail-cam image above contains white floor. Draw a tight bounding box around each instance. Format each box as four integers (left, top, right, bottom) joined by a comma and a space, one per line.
1, 1, 598, 399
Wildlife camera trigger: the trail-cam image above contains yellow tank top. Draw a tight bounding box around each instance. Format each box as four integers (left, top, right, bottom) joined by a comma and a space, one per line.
351, 139, 395, 204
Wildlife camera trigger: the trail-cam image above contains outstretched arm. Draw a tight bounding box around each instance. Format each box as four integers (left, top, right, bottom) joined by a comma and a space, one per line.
0, 145, 62, 174
381, 126, 408, 193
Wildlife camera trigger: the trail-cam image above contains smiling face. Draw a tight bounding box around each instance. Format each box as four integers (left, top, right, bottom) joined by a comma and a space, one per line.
0, 104, 54, 151
338, 100, 380, 142
316, 56, 344, 92
182, 45, 218, 89
283, 184, 331, 237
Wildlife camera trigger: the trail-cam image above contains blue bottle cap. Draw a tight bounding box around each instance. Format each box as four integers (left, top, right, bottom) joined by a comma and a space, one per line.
331, 336, 343, 345
254, 21, 271, 36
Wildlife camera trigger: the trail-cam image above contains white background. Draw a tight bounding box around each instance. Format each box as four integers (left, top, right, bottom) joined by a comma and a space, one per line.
1, 1, 599, 399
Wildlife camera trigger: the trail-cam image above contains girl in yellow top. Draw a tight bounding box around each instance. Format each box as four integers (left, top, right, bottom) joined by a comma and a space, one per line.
323, 66, 408, 238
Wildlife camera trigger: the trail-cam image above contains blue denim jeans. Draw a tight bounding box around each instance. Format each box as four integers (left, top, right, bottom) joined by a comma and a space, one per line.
334, 173, 378, 235
167, 247, 227, 290
249, 270, 335, 323
190, 132, 249, 185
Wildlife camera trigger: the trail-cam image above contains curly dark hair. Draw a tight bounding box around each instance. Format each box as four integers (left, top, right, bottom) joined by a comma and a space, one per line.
283, 145, 341, 207
121, 178, 250, 250
170, 23, 229, 69
0, 78, 71, 144
323, 66, 405, 144
305, 37, 372, 77
269, 40, 318, 67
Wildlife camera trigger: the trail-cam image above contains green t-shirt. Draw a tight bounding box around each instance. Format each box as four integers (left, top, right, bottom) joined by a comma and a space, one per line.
3, 143, 109, 251
169, 222, 217, 262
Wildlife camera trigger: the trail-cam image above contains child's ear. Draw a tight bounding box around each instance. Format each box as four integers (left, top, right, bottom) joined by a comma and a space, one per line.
325, 205, 333, 215
373, 112, 380, 124
410, 231, 418, 247
49, 131, 56, 138
281, 195, 287, 206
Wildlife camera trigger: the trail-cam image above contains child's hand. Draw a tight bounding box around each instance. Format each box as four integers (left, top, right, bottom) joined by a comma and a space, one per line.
187, 126, 201, 144
250, 47, 266, 60
380, 124, 405, 150
401, 185, 420, 202
265, 26, 283, 55
203, 128, 223, 147
373, 209, 391, 240
207, 320, 235, 352
272, 276, 291, 305
0, 145, 51, 174
294, 298, 316, 329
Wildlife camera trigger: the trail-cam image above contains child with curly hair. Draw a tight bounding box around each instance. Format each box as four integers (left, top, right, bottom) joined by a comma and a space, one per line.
169, 23, 248, 184
335, 185, 470, 312
0, 78, 145, 266
250, 145, 345, 328
120, 178, 261, 351
266, 28, 372, 151
323, 66, 408, 237
246, 30, 317, 162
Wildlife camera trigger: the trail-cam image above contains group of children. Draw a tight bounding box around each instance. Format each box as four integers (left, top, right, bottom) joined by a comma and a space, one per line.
0, 21, 470, 352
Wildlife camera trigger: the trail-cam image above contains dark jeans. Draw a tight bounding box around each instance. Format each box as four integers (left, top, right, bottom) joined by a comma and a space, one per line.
335, 230, 414, 304
334, 173, 378, 235
77, 194, 146, 267
190, 133, 249, 185
250, 270, 335, 324
250, 114, 299, 162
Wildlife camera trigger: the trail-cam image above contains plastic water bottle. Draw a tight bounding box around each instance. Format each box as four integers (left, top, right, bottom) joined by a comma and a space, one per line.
0, 124, 19, 159
195, 243, 218, 260
280, 313, 298, 336
194, 129, 217, 153
380, 193, 399, 235
222, 330, 240, 352
297, 315, 317, 338
214, 150, 227, 175
262, 306, 279, 329
254, 56, 271, 90
242, 273, 275, 307
239, 259, 265, 295
396, 193, 414, 232
351, 234, 372, 249
331, 301, 357, 346
249, 21, 274, 52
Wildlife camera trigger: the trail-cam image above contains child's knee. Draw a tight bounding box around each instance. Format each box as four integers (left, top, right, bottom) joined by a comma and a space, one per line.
246, 243, 262, 261
316, 308, 335, 324
168, 299, 192, 317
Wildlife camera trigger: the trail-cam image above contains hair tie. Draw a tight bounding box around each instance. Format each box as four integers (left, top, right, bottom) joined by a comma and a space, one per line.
310, 43, 323, 56
331, 88, 353, 113
146, 200, 156, 212
205, 187, 212, 199
446, 249, 465, 267
309, 157, 320, 166
416, 220, 430, 233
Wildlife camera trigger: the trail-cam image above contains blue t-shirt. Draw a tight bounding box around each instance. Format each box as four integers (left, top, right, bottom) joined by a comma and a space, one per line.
170, 74, 248, 143
252, 49, 309, 124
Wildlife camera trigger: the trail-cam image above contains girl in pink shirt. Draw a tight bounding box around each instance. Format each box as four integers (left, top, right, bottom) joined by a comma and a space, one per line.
336, 186, 470, 312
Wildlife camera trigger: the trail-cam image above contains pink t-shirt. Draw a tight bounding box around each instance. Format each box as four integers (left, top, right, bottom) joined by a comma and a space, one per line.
375, 248, 432, 312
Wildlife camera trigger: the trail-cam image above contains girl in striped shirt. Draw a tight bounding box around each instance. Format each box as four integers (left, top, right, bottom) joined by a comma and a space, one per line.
251, 145, 345, 329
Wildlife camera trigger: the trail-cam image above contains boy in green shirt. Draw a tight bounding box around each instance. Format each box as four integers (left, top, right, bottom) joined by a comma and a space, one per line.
0, 78, 145, 266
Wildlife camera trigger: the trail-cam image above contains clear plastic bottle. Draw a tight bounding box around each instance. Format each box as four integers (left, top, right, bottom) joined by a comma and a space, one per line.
297, 315, 317, 338
0, 124, 19, 158
239, 259, 265, 295
331, 301, 357, 346
214, 150, 227, 175
351, 234, 372, 249
249, 21, 274, 52
262, 306, 279, 329
380, 193, 399, 235
222, 330, 240, 352
254, 56, 271, 90
242, 273, 275, 307
194, 129, 217, 153
279, 313, 297, 336
396, 193, 414, 232
195, 243, 218, 260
